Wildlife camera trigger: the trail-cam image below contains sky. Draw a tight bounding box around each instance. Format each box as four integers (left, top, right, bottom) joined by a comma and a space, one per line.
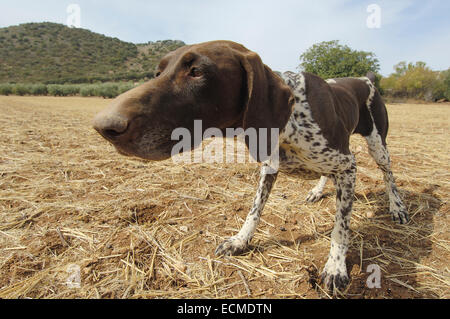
1, 0, 449, 76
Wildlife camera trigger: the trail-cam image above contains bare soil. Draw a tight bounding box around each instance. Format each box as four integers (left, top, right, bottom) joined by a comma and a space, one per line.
0, 96, 448, 299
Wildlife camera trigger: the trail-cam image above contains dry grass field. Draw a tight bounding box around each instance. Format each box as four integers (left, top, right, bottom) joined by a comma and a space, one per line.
0, 95, 448, 299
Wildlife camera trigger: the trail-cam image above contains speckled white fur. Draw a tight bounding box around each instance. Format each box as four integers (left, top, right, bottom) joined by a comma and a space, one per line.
216, 71, 408, 293
306, 175, 328, 202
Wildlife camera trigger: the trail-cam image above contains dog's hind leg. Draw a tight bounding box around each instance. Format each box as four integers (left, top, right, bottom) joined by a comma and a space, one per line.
306, 176, 328, 202
362, 80, 409, 224
215, 164, 277, 256
364, 125, 409, 224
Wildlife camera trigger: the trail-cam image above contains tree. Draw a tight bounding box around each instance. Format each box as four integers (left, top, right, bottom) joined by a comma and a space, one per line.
381, 61, 447, 101
436, 69, 450, 100
444, 70, 450, 100
299, 40, 380, 79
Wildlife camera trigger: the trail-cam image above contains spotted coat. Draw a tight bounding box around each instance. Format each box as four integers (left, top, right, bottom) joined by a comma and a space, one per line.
216, 71, 409, 295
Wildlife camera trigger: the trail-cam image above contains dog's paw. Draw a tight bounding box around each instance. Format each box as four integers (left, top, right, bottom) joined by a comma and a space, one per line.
320, 259, 349, 295
391, 208, 410, 224
215, 236, 248, 256
320, 271, 349, 295
305, 189, 323, 203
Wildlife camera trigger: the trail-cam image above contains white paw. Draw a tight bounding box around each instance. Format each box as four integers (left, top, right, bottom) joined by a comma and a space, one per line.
215, 236, 248, 256
306, 188, 323, 203
320, 257, 349, 293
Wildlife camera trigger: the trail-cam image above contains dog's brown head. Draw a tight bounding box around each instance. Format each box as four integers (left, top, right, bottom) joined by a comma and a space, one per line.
93, 40, 294, 161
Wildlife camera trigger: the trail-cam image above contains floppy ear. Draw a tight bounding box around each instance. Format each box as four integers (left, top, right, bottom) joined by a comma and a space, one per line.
236, 50, 294, 163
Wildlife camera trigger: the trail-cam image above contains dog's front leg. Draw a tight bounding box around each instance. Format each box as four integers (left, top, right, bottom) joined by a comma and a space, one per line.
321, 157, 356, 294
215, 164, 278, 256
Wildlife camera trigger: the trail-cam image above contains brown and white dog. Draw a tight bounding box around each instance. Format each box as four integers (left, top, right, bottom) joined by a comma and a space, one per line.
93, 40, 409, 293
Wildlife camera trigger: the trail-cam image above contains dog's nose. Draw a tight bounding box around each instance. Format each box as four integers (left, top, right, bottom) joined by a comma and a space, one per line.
93, 113, 129, 140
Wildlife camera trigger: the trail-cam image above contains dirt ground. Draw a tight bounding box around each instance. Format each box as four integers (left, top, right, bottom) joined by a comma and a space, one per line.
0, 95, 448, 299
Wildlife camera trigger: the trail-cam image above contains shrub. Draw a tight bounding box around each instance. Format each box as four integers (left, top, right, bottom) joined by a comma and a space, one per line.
0, 83, 13, 95
381, 62, 448, 101
47, 84, 80, 96
12, 84, 30, 96
61, 84, 81, 96
47, 84, 64, 96
98, 83, 119, 98
439, 69, 450, 100
80, 85, 97, 97
0, 81, 139, 97
118, 82, 135, 95
29, 83, 47, 95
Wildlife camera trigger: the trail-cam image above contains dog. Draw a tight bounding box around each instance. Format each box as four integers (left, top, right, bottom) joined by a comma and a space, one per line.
93, 40, 409, 293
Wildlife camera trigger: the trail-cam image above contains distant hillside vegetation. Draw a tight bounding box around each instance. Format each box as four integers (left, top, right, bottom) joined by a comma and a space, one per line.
0, 22, 185, 83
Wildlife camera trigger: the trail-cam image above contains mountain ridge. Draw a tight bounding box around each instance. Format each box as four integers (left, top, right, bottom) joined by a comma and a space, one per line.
0, 22, 185, 83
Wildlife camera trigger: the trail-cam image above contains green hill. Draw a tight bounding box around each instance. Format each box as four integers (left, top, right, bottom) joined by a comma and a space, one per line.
0, 22, 185, 84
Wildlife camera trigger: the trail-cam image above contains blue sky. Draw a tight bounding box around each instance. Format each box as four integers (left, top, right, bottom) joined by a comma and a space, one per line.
1, 0, 449, 75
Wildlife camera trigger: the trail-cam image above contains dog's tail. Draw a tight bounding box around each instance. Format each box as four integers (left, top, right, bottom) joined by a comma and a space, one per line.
353, 72, 389, 142
366, 71, 376, 84
363, 73, 389, 143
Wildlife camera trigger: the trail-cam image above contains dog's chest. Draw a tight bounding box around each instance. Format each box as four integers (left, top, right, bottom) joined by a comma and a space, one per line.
277, 72, 352, 178
278, 103, 331, 179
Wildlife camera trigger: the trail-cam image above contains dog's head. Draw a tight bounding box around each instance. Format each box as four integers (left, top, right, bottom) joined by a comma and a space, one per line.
93, 40, 294, 161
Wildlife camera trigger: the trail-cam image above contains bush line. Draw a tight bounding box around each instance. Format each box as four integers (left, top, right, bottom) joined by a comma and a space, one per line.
0, 82, 140, 98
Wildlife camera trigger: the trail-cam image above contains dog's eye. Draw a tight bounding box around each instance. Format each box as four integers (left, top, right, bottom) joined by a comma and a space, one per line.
189, 67, 202, 78
155, 71, 161, 77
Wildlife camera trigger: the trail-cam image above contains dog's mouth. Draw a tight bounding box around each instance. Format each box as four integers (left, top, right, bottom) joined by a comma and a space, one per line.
99, 115, 177, 161
113, 138, 175, 161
